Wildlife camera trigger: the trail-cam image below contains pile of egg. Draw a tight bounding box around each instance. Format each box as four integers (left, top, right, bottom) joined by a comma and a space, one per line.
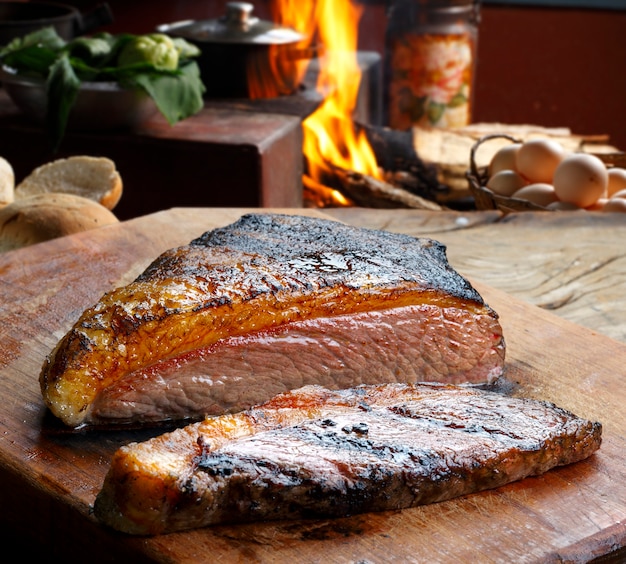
486, 138, 626, 212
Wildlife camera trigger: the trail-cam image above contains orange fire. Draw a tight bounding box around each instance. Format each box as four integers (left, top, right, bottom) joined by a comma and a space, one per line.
271, 0, 382, 205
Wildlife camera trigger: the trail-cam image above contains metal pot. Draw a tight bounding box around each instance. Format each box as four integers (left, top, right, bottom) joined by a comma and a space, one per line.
0, 1, 113, 46
1, 66, 157, 131
157, 2, 312, 99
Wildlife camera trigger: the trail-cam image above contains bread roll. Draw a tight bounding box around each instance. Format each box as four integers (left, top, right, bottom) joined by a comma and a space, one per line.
15, 156, 123, 211
0, 193, 119, 253
0, 156, 15, 207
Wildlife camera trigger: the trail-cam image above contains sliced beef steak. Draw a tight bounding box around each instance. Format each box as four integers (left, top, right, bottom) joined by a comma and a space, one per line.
90, 304, 503, 424
40, 213, 505, 428
93, 382, 602, 535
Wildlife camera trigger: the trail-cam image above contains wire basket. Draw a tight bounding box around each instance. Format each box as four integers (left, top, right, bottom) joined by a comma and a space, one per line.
466, 134, 550, 212
466, 133, 626, 213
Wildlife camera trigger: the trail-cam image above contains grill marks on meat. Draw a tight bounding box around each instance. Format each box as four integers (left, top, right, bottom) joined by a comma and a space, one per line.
93, 383, 602, 535
40, 213, 505, 428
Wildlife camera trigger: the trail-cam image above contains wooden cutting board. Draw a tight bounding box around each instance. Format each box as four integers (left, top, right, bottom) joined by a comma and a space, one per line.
0, 208, 624, 563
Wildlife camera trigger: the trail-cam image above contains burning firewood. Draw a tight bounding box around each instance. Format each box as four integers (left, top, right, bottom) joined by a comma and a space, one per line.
303, 175, 355, 208
302, 120, 449, 209
358, 123, 450, 205
301, 117, 450, 209
304, 120, 451, 209
304, 159, 445, 210
331, 166, 444, 210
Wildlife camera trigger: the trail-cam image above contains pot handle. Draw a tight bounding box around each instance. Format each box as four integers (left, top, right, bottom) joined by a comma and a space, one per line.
74, 3, 115, 37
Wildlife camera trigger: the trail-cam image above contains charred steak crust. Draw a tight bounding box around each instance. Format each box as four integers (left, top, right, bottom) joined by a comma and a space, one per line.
184, 213, 482, 303
93, 383, 602, 535
40, 214, 505, 428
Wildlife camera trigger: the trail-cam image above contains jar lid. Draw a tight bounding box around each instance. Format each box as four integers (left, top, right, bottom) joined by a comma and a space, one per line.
157, 2, 305, 46
388, 0, 481, 25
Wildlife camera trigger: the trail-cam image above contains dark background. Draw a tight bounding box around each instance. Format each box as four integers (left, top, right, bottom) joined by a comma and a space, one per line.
63, 0, 626, 151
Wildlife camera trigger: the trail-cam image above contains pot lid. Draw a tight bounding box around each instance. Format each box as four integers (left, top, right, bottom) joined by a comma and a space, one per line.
158, 2, 305, 46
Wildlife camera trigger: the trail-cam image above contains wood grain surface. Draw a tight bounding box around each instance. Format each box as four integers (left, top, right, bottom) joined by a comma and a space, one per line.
326, 208, 626, 344
0, 207, 624, 563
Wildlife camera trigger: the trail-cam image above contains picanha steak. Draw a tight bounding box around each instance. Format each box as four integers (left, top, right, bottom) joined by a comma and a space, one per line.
40, 213, 505, 428
93, 382, 602, 535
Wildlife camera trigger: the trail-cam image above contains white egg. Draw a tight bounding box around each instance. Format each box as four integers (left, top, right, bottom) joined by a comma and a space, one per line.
607, 168, 626, 197
511, 183, 558, 207
601, 198, 626, 213
516, 138, 566, 183
610, 188, 626, 200
488, 143, 522, 176
586, 198, 608, 211
486, 169, 527, 196
552, 153, 608, 208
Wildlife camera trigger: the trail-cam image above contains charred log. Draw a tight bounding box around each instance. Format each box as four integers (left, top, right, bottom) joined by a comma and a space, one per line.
304, 159, 444, 210
330, 165, 443, 210
357, 122, 450, 203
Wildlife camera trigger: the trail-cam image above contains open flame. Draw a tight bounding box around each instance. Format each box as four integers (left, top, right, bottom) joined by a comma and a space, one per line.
270, 0, 382, 205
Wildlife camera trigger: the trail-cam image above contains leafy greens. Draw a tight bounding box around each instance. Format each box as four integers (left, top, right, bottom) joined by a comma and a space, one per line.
0, 28, 206, 149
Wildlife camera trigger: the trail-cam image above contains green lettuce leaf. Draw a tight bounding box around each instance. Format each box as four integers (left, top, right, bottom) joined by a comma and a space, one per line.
123, 61, 205, 125
0, 28, 206, 149
0, 44, 57, 76
0, 27, 65, 57
46, 55, 81, 150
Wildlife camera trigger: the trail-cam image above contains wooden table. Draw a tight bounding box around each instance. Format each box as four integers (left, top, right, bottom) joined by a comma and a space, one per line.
1, 207, 625, 563
0, 91, 305, 220
325, 207, 626, 344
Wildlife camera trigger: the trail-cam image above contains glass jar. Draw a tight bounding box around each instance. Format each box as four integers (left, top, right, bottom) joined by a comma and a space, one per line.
384, 0, 481, 130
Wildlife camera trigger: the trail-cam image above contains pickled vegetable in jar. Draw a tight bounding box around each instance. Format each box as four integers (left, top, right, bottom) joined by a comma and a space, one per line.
385, 0, 480, 130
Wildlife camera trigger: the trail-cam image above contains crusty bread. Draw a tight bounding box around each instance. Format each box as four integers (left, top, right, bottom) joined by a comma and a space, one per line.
15, 156, 123, 211
0, 193, 119, 253
0, 156, 15, 207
